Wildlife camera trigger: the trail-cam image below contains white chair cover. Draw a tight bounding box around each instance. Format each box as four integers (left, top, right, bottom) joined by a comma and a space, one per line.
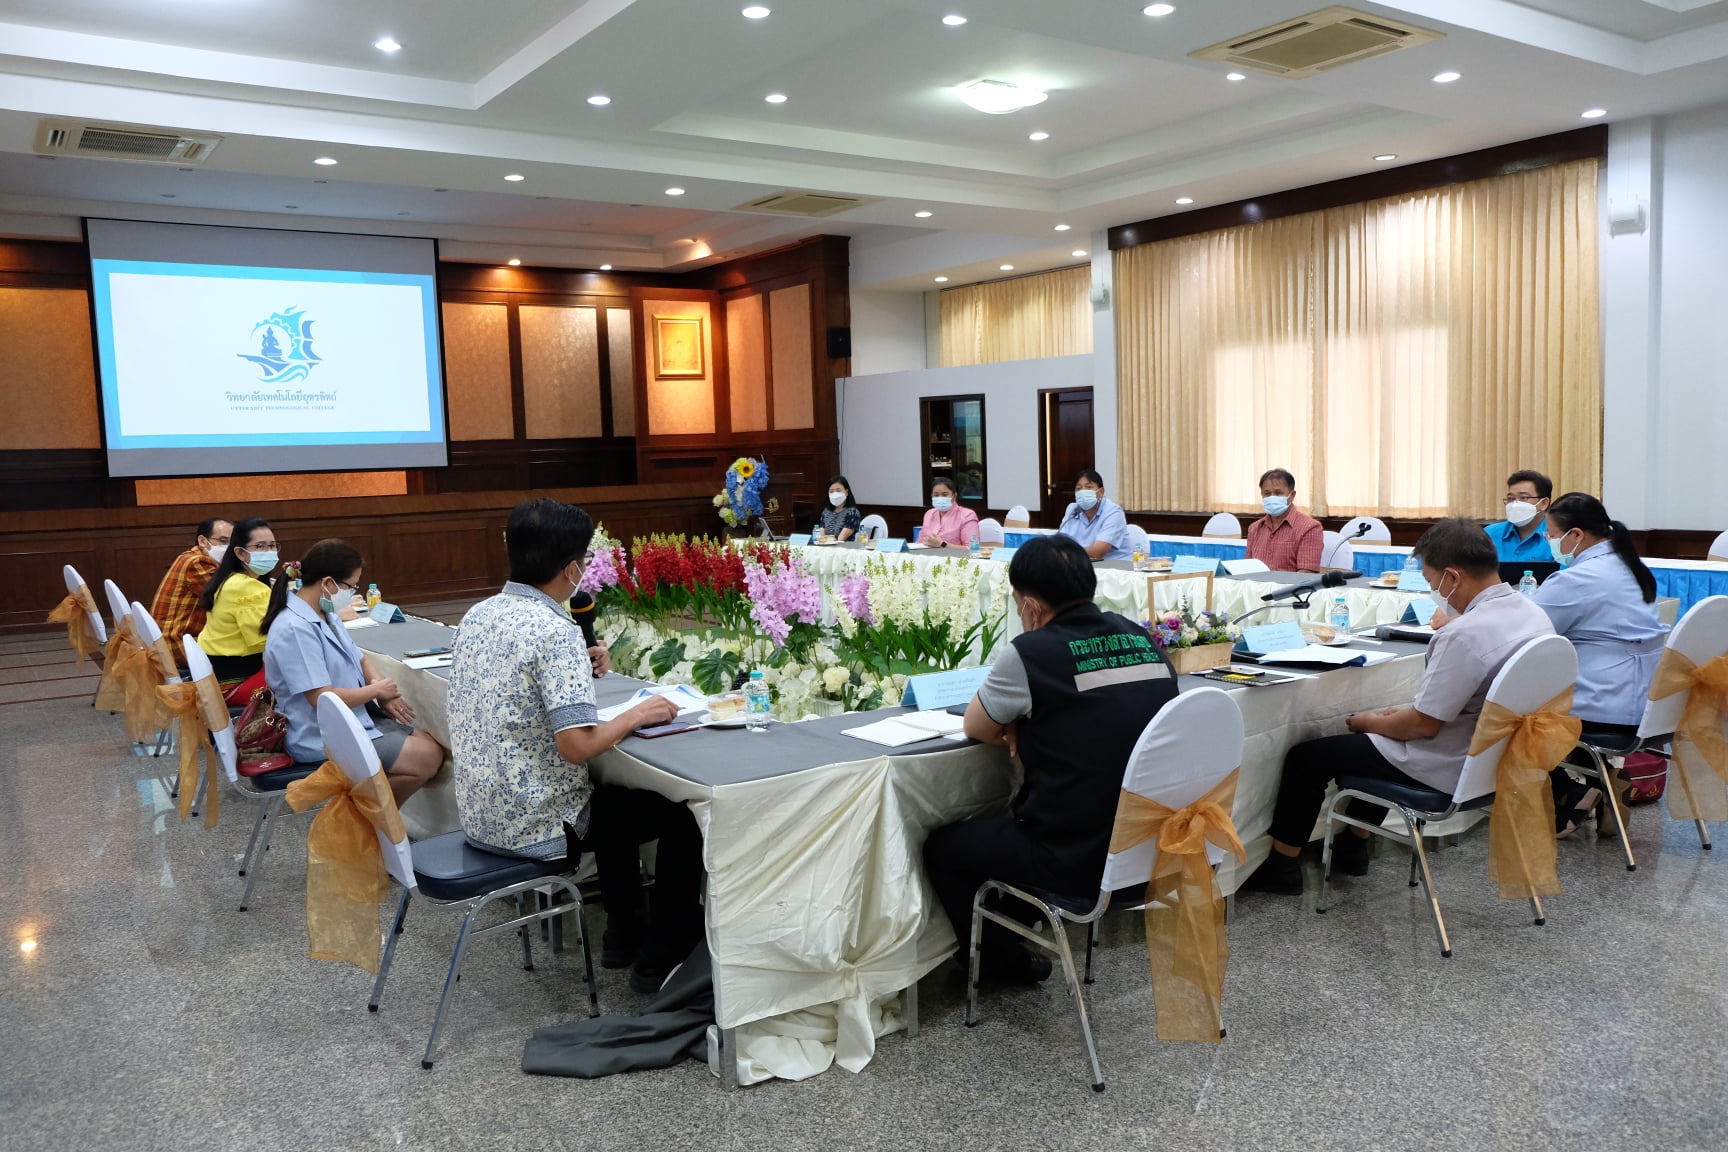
1320, 531, 1355, 570
130, 601, 183, 683
1099, 687, 1246, 892
858, 514, 888, 542
1339, 515, 1392, 544
1005, 505, 1031, 529
181, 637, 238, 781
1709, 531, 1728, 563
63, 564, 107, 645
1126, 524, 1150, 556
1201, 513, 1242, 539
317, 693, 417, 891
1453, 634, 1578, 804
1639, 594, 1728, 740
103, 580, 133, 635
977, 518, 1005, 545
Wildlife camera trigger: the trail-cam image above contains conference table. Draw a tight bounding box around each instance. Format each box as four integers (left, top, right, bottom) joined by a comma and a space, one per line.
355, 599, 1430, 1086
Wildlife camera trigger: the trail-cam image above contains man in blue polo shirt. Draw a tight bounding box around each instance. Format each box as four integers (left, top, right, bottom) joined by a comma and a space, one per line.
1485, 470, 1555, 564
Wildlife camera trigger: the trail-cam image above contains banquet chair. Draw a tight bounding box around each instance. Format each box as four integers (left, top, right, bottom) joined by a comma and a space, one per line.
1320, 531, 1355, 571
337, 703, 599, 1069
1567, 594, 1728, 870
1318, 634, 1578, 957
102, 580, 134, 645
59, 564, 107, 653
977, 517, 1005, 545
965, 687, 1246, 1092
1339, 516, 1392, 544
180, 637, 322, 911
1708, 532, 1728, 563
1005, 505, 1031, 529
858, 514, 888, 542
129, 602, 183, 763
1126, 524, 1150, 558
1201, 513, 1242, 539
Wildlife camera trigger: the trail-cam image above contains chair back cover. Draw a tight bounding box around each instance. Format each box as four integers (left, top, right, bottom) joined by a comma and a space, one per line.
103, 580, 133, 633
181, 637, 239, 782
1639, 594, 1728, 739
1126, 524, 1150, 556
1099, 687, 1245, 892
977, 517, 1005, 544
1004, 505, 1030, 528
1201, 513, 1242, 539
131, 601, 182, 683
62, 564, 107, 645
1339, 516, 1393, 544
1455, 634, 1577, 803
1320, 531, 1355, 571
1709, 531, 1728, 563
316, 694, 416, 891
858, 514, 888, 542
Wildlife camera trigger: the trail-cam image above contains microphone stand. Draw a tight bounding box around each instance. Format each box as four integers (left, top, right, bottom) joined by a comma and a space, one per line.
1231, 594, 1316, 628
1322, 523, 1374, 569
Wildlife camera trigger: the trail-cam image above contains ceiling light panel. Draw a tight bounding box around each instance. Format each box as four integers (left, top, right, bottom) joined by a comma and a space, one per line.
955, 80, 1047, 114
942, 14, 968, 26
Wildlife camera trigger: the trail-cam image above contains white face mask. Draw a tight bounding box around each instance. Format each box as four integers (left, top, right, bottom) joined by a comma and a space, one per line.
1074, 489, 1098, 511
828, 490, 847, 507
1428, 571, 1455, 613
1505, 500, 1540, 528
1262, 495, 1290, 517
320, 585, 357, 615
205, 544, 227, 564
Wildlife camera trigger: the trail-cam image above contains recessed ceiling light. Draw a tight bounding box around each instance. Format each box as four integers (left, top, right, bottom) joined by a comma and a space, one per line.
1582, 107, 1607, 119
587, 95, 611, 106
742, 5, 770, 17
434, 187, 448, 192
284, 204, 298, 209
1432, 71, 1461, 83
1053, 224, 1071, 231
313, 156, 338, 166
160, 193, 175, 199
313, 179, 327, 184
942, 14, 968, 25
915, 210, 933, 218
504, 173, 525, 182
999, 264, 1015, 271
373, 37, 401, 53
1142, 3, 1175, 15
665, 187, 686, 196
1226, 71, 1246, 82
956, 79, 1047, 114
765, 93, 788, 104
1071, 250, 1088, 258
1374, 153, 1398, 162
600, 264, 613, 271
507, 259, 521, 266
934, 276, 949, 282
396, 211, 409, 217
1028, 131, 1049, 141
1175, 196, 1194, 205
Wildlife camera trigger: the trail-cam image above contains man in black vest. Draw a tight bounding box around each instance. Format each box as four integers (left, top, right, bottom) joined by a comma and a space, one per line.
924, 534, 1180, 984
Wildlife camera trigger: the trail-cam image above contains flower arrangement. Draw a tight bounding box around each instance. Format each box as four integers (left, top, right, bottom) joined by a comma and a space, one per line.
715, 456, 775, 529
1145, 601, 1239, 650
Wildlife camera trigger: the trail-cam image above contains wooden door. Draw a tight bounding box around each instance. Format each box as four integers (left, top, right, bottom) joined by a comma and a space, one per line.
1040, 388, 1094, 509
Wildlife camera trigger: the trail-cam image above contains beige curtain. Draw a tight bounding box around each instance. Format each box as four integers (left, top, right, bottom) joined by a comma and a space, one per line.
1116, 158, 1600, 519
939, 265, 1093, 367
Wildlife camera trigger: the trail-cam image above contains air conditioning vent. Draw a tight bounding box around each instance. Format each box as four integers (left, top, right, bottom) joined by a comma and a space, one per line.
734, 191, 873, 218
1189, 6, 1441, 79
33, 119, 222, 164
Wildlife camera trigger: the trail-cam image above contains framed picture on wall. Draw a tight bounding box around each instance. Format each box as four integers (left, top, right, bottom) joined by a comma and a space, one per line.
652, 315, 705, 379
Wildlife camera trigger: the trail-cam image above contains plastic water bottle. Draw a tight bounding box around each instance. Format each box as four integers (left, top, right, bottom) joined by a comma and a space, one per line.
366, 583, 382, 609
1329, 594, 1351, 632
969, 535, 981, 557
1402, 554, 1421, 579
744, 670, 771, 732
1517, 570, 1538, 598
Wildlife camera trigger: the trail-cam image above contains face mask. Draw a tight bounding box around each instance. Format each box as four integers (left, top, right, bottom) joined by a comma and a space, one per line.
1262, 495, 1290, 517
1550, 533, 1578, 567
932, 496, 952, 512
205, 544, 227, 564
1075, 490, 1098, 511
1429, 571, 1455, 613
245, 550, 278, 575
1506, 500, 1539, 528
319, 586, 357, 615
829, 490, 847, 507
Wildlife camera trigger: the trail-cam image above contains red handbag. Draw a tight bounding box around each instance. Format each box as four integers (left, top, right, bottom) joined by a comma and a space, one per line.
233, 685, 294, 776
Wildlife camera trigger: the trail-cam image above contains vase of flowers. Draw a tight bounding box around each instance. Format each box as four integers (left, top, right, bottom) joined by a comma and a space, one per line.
714, 456, 778, 537
1147, 602, 1240, 675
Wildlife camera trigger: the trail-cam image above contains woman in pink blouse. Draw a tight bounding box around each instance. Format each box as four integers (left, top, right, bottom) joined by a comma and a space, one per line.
919, 476, 981, 548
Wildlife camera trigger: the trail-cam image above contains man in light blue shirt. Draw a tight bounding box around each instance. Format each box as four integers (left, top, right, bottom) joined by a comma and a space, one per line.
1058, 469, 1131, 561
1485, 469, 1556, 564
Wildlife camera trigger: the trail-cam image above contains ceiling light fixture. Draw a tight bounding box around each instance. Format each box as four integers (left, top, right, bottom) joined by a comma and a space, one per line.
934, 276, 949, 282
373, 37, 401, 53
665, 187, 686, 196
1374, 153, 1397, 161
313, 157, 338, 166
1582, 107, 1607, 119
1142, 3, 1175, 16
284, 204, 298, 209
765, 93, 788, 104
742, 5, 770, 18
1432, 71, 1461, 83
956, 79, 1047, 115
160, 193, 175, 199
507, 259, 521, 266
1053, 224, 1070, 231
600, 264, 613, 271
1175, 196, 1194, 205
1226, 71, 1246, 82
915, 210, 933, 218
587, 95, 611, 106
504, 173, 525, 182
942, 14, 968, 25
1028, 131, 1049, 141
999, 264, 1015, 271
1071, 250, 1088, 258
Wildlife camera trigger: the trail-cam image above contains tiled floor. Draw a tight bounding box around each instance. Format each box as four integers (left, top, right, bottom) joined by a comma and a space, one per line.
3, 623, 1727, 1151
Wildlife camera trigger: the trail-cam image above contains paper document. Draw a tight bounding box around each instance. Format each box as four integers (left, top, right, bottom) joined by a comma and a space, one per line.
896, 710, 966, 736
1258, 645, 1397, 668
342, 617, 381, 630
401, 654, 453, 670
842, 718, 946, 747
596, 684, 709, 722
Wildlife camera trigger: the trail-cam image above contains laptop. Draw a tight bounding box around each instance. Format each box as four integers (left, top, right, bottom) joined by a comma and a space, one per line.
1499, 560, 1560, 587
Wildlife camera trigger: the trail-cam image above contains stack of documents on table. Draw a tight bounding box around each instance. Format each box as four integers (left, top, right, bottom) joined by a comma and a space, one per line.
401, 653, 453, 670
842, 710, 967, 747
596, 683, 709, 722
342, 617, 381, 630
1257, 645, 1397, 669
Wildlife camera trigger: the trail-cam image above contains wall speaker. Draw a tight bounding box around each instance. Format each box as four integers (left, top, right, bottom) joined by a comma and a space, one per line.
826, 326, 852, 358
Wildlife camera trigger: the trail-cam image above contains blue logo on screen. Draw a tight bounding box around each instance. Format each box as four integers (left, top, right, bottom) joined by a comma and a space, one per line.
238, 308, 322, 383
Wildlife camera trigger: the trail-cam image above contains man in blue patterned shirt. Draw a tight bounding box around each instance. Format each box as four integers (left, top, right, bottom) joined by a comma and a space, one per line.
450, 498, 703, 992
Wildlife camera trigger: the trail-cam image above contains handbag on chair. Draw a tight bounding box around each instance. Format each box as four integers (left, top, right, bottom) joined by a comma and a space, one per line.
234, 685, 294, 776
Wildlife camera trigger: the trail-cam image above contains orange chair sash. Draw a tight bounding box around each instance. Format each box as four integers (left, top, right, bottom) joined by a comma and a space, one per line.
1648, 648, 1728, 823
157, 674, 229, 829
286, 762, 406, 974
46, 585, 100, 664
1468, 689, 1579, 901
93, 621, 138, 714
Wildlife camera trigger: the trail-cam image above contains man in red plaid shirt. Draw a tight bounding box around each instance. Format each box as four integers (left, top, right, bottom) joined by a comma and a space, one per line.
149, 518, 231, 643
1245, 469, 1323, 572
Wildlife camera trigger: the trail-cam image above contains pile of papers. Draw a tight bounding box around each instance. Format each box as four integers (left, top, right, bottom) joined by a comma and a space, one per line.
842, 710, 967, 748
1257, 645, 1397, 668
596, 683, 709, 723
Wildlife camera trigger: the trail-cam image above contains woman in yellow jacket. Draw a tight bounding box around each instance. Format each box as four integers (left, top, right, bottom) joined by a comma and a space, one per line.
196, 516, 279, 684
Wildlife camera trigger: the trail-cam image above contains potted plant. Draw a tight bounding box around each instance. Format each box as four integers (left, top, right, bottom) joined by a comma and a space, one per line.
1146, 602, 1240, 675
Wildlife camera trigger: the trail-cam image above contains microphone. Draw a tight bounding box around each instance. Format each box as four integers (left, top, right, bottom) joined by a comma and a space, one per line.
1322, 522, 1374, 568
1261, 570, 1361, 603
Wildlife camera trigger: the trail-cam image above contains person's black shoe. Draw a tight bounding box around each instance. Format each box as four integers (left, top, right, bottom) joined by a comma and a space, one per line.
1239, 851, 1304, 896
628, 955, 671, 994
949, 946, 1054, 988
1328, 832, 1372, 877
600, 925, 640, 970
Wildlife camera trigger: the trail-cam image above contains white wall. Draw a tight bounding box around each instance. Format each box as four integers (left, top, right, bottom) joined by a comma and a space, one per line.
837, 355, 1095, 515
847, 290, 926, 377
1603, 102, 1728, 531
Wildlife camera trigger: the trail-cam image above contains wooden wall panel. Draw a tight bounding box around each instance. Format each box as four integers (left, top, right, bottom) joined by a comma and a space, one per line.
2, 543, 102, 629
373, 522, 499, 600
520, 305, 601, 439
726, 292, 768, 433
441, 302, 514, 440
770, 283, 814, 430
0, 287, 101, 450
607, 307, 636, 436
135, 471, 407, 507
641, 298, 716, 436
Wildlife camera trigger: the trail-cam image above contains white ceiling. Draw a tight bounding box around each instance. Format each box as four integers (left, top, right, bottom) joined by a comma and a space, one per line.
0, 0, 1725, 289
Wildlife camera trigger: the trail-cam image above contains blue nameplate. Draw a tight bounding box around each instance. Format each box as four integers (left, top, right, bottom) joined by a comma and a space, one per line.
1171, 554, 1221, 574
1241, 620, 1305, 655
368, 600, 404, 624
1401, 598, 1439, 625
1395, 569, 1431, 592
990, 547, 1018, 563
902, 666, 992, 711
789, 533, 812, 546
877, 538, 907, 553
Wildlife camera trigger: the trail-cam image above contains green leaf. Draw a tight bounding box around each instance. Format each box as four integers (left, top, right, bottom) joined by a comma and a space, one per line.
649, 637, 687, 679
691, 648, 740, 696
768, 646, 792, 669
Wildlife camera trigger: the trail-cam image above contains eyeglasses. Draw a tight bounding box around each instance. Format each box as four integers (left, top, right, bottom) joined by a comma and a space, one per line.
1502, 494, 1541, 504
330, 579, 361, 593
241, 541, 280, 550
